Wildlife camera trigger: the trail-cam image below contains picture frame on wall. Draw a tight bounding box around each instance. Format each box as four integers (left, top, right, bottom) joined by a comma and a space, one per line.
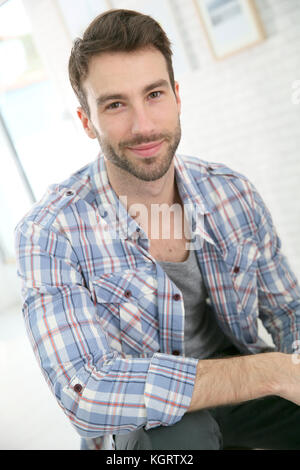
194, 0, 265, 60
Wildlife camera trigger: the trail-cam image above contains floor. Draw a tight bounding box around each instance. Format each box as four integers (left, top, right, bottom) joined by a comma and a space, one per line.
0, 303, 80, 450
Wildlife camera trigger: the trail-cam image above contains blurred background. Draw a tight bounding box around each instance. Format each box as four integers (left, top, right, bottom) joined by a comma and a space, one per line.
0, 0, 299, 450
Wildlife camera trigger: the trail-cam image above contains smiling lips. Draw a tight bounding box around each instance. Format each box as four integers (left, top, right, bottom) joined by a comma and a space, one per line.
127, 140, 164, 157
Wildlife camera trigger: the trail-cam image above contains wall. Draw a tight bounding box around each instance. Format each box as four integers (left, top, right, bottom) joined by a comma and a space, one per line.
173, 0, 300, 279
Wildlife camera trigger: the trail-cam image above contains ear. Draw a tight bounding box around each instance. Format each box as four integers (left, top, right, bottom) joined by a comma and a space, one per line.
77, 107, 97, 139
174, 81, 181, 115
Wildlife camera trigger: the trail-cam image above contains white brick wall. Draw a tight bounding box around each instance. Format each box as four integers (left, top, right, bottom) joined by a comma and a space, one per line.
170, 0, 300, 280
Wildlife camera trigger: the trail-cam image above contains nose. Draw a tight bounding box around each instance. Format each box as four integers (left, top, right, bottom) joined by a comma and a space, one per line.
130, 103, 155, 136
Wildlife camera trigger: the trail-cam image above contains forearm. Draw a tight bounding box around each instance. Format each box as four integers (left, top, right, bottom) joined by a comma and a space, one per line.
188, 352, 282, 412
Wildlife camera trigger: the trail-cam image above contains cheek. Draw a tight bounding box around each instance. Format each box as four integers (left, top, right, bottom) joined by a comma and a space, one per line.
153, 101, 180, 125
98, 116, 130, 143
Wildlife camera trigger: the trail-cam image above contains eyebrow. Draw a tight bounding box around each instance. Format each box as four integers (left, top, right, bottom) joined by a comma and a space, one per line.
96, 79, 170, 107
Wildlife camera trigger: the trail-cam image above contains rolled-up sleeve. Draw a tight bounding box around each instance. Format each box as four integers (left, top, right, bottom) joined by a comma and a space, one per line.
15, 220, 198, 438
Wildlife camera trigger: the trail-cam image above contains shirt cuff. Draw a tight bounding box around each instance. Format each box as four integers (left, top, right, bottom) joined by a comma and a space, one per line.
144, 353, 198, 430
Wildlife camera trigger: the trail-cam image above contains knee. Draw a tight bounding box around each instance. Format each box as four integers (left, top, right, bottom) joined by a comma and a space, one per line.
115, 427, 153, 450
115, 410, 222, 450
148, 410, 222, 450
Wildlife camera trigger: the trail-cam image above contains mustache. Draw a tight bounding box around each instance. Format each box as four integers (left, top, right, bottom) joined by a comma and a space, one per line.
119, 132, 172, 149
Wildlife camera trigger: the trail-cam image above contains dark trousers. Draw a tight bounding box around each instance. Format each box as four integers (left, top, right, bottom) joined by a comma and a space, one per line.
114, 395, 300, 450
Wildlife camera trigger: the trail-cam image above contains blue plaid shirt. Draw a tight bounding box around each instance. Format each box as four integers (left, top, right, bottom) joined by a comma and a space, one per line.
15, 154, 300, 450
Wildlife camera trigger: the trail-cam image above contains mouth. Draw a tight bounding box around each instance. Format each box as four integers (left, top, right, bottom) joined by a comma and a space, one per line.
127, 140, 164, 158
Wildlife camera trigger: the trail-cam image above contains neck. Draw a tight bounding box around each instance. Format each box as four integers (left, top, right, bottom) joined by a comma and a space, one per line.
104, 159, 179, 211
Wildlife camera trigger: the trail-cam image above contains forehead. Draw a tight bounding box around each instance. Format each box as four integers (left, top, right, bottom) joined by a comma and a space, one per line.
83, 47, 170, 97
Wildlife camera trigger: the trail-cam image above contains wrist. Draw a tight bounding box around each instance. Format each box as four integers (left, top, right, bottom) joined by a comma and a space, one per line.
261, 352, 287, 397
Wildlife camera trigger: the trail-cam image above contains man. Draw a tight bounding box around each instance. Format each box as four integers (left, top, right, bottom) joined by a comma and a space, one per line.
15, 9, 300, 450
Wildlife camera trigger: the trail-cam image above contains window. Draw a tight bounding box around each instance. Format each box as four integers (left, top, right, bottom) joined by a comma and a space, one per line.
0, 0, 97, 261
0, 0, 37, 260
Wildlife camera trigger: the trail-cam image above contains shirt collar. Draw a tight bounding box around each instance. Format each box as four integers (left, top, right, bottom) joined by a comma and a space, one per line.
174, 154, 215, 246
90, 155, 143, 241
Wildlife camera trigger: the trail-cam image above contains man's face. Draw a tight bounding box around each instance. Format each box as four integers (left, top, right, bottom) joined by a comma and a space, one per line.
79, 47, 182, 182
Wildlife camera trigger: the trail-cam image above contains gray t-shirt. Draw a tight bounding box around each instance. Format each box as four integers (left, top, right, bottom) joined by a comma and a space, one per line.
159, 249, 231, 359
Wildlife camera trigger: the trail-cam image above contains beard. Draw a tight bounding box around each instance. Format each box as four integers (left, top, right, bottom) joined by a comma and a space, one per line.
94, 118, 181, 182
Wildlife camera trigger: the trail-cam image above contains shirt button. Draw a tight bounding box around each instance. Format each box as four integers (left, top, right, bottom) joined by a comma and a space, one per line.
74, 384, 82, 394
172, 350, 180, 356
233, 266, 240, 274
66, 190, 74, 196
124, 290, 132, 298
173, 293, 181, 301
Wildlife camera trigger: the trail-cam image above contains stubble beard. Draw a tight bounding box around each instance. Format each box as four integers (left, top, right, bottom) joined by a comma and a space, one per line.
94, 118, 182, 182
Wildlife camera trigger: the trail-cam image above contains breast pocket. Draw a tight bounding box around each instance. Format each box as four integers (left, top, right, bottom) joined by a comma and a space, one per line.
91, 270, 158, 356
224, 238, 259, 316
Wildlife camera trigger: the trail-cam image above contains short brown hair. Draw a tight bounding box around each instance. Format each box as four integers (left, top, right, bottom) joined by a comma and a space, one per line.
68, 9, 175, 116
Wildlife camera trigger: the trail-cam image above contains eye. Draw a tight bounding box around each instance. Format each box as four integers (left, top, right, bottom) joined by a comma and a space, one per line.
107, 102, 122, 110
149, 91, 162, 99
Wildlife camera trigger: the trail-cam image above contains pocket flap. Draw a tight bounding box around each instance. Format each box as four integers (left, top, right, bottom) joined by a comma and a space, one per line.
91, 269, 157, 304
223, 238, 259, 274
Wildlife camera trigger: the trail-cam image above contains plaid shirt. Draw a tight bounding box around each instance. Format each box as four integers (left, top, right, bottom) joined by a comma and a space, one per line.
15, 153, 300, 450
